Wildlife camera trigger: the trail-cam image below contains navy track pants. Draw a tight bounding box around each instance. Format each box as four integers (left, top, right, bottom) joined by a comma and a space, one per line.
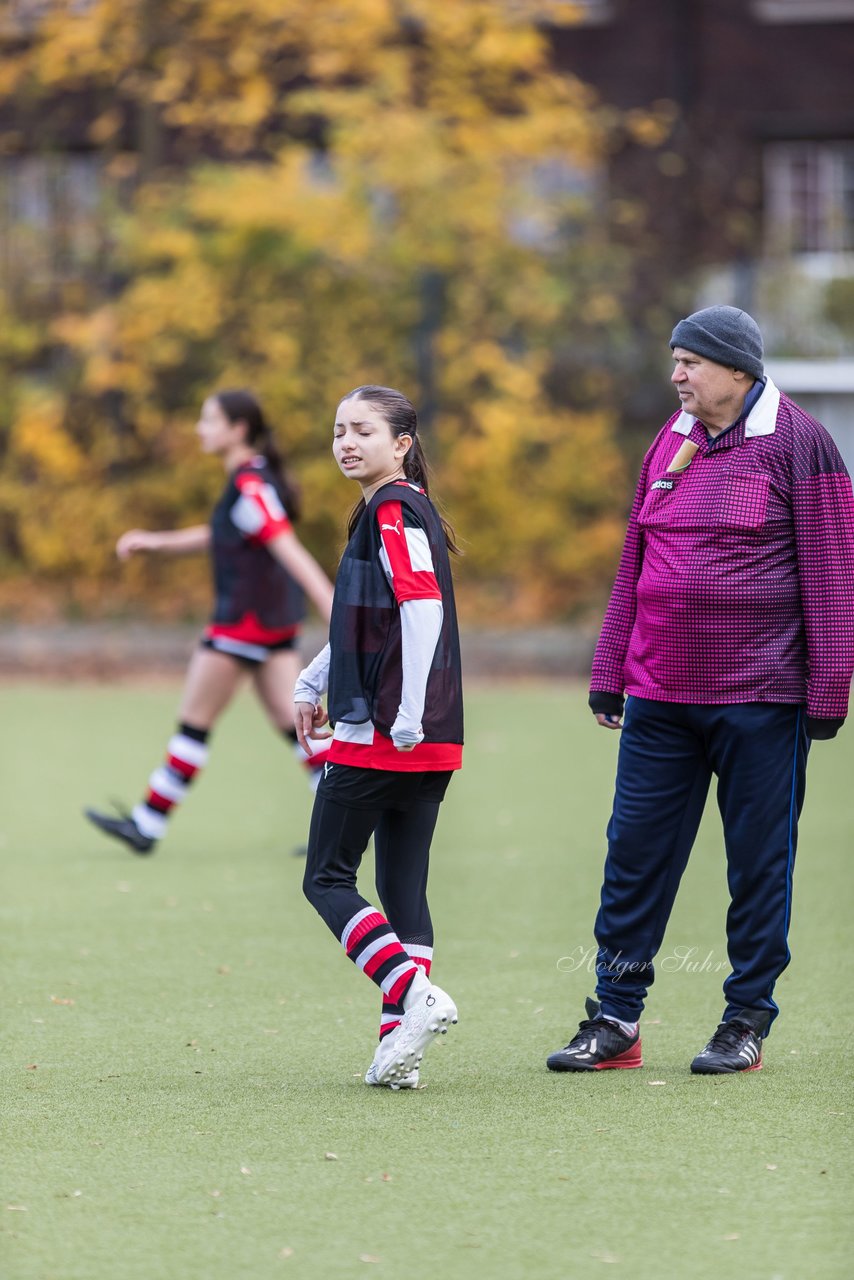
594, 698, 809, 1031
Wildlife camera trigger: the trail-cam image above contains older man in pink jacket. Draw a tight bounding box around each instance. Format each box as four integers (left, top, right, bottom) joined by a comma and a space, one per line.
548, 305, 854, 1076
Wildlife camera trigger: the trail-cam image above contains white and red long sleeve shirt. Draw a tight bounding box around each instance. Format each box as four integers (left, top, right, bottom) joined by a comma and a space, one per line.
296, 485, 463, 771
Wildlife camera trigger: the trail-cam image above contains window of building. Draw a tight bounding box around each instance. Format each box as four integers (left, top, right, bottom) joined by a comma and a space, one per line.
752, 0, 854, 22
764, 141, 854, 254
0, 154, 104, 291
505, 1, 615, 24
1, 0, 93, 36
2, 1, 52, 35
509, 156, 601, 249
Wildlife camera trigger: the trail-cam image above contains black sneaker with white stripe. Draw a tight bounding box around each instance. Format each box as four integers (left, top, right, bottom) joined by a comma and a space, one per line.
690, 1009, 770, 1074
547, 997, 642, 1072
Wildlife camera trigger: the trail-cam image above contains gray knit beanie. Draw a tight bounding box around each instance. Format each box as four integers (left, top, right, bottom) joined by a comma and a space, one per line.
670, 306, 764, 380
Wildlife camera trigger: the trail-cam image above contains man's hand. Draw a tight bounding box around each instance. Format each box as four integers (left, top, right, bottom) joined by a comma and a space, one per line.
294, 701, 331, 753
588, 691, 624, 729
594, 712, 622, 731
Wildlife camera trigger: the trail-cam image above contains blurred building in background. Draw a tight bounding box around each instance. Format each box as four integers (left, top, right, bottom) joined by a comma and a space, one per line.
548, 0, 854, 462
0, 0, 852, 627
3, 1, 852, 430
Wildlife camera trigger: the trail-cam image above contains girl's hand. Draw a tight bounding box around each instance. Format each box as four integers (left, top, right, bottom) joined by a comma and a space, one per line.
294, 701, 331, 754
390, 714, 424, 752
116, 529, 159, 560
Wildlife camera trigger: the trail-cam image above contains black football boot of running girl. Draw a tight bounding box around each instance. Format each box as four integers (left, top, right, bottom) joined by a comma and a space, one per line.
84, 807, 156, 855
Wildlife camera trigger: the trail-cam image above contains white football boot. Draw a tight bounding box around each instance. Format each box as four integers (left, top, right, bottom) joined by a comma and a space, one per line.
371, 981, 457, 1086
365, 1025, 419, 1089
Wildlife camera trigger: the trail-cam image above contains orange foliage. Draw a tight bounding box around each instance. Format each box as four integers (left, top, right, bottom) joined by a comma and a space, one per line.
0, 0, 641, 623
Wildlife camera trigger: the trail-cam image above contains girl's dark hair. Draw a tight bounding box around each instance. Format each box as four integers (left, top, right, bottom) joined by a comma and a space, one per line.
214, 389, 301, 522
339, 384, 459, 553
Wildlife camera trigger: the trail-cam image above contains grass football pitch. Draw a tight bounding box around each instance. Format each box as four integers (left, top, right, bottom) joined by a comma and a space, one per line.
2, 681, 852, 1280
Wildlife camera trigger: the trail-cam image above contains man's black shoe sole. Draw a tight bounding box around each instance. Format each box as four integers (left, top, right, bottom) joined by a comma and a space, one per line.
690, 1061, 762, 1074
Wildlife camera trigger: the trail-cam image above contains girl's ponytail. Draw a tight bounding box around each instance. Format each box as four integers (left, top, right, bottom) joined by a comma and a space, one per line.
402, 434, 460, 554
257, 425, 302, 524
403, 434, 429, 492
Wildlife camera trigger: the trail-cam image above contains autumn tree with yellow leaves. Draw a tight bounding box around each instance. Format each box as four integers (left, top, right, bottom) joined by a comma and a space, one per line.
0, 0, 669, 622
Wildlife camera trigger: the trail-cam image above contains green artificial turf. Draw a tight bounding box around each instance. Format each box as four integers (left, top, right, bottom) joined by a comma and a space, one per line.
2, 682, 852, 1280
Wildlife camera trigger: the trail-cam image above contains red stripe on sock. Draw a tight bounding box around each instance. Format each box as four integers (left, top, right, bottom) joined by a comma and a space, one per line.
167, 754, 200, 780
387, 966, 418, 1006
345, 912, 387, 955
146, 789, 175, 814
363, 942, 408, 981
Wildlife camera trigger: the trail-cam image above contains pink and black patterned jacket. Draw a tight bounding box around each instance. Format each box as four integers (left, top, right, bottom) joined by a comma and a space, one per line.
590, 379, 854, 734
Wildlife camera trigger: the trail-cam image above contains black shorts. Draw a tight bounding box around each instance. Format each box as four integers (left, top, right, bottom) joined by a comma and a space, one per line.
201, 633, 298, 669
317, 762, 453, 811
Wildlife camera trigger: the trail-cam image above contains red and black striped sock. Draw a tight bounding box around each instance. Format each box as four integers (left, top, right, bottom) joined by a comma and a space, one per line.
132, 723, 210, 841
341, 908, 420, 1006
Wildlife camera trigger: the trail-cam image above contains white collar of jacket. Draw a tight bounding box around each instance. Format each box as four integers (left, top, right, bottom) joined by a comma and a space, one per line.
671, 377, 781, 438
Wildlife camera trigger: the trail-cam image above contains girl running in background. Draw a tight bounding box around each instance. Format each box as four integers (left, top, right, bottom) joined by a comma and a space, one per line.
295, 385, 463, 1090
85, 389, 335, 855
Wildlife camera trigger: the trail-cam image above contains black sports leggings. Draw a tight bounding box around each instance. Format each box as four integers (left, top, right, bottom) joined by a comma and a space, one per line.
303, 767, 451, 945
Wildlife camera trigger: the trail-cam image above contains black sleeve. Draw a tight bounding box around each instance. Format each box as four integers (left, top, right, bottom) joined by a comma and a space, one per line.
805, 715, 844, 741
589, 690, 625, 718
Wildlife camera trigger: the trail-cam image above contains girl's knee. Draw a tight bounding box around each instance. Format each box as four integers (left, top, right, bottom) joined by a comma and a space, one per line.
303, 863, 344, 911
302, 864, 320, 907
